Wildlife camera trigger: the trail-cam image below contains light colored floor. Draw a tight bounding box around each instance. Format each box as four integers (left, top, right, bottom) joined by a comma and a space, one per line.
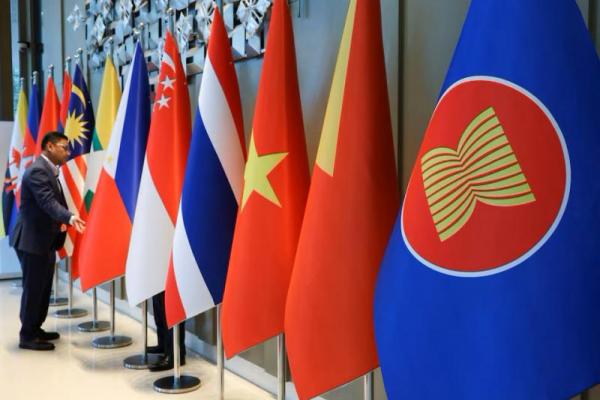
0, 279, 273, 400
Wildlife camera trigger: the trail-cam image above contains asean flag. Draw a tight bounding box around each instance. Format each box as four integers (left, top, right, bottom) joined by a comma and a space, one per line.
221, 0, 310, 357
165, 9, 246, 327
35, 75, 61, 156
374, 1, 600, 399
78, 44, 151, 292
284, 0, 399, 398
125, 32, 192, 307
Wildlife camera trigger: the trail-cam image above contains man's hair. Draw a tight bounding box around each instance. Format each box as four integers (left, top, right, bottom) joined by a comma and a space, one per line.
41, 131, 69, 150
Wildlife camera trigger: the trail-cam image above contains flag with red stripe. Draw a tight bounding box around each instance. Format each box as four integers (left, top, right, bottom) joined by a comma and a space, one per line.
35, 75, 61, 156
60, 64, 95, 277
125, 32, 192, 306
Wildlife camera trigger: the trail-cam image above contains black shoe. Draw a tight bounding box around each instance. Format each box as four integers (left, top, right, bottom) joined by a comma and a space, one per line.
37, 330, 60, 341
148, 355, 186, 372
19, 338, 55, 351
146, 345, 164, 354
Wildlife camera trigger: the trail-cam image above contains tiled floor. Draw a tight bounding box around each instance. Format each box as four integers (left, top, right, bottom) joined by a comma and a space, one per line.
0, 279, 273, 400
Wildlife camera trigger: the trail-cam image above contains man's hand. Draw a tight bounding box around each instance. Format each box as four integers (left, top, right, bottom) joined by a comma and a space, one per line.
71, 215, 86, 233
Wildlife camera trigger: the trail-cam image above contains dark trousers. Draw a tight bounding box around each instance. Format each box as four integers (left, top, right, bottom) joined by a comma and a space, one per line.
152, 291, 186, 358
17, 250, 55, 341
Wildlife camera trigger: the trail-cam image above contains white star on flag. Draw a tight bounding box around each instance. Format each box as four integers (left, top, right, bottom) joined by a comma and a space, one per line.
156, 94, 171, 109
161, 75, 175, 90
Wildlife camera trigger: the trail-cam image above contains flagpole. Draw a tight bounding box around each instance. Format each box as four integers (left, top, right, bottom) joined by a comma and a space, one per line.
54, 258, 87, 318
363, 371, 374, 400
65, 56, 71, 75
92, 280, 132, 348
153, 323, 201, 393
48, 113, 67, 306
217, 304, 225, 400
77, 287, 110, 332
277, 334, 286, 400
123, 299, 162, 369
48, 263, 67, 306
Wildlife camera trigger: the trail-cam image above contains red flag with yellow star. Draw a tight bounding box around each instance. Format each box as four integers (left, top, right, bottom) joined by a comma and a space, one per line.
221, 0, 310, 358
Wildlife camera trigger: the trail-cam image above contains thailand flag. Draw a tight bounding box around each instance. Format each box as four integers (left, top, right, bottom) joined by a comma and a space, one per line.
165, 9, 246, 327
78, 44, 151, 292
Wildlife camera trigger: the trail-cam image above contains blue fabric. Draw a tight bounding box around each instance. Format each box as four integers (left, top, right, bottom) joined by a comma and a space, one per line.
113, 44, 151, 221
180, 109, 239, 305
27, 82, 40, 145
374, 1, 600, 399
66, 65, 94, 158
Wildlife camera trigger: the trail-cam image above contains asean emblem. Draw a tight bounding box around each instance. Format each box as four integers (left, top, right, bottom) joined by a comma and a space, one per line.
402, 77, 570, 277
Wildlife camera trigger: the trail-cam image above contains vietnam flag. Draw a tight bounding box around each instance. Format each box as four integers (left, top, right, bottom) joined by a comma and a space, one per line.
78, 44, 151, 291
221, 0, 310, 357
284, 0, 399, 398
35, 75, 61, 156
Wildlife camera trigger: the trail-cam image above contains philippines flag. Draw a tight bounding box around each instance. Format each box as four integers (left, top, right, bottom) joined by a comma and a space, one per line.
78, 44, 151, 291
165, 9, 246, 327
125, 32, 192, 307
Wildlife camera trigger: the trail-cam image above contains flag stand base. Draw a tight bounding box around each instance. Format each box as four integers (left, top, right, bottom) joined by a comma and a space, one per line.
123, 353, 163, 369
78, 320, 110, 332
54, 308, 88, 318
153, 376, 201, 394
93, 335, 132, 349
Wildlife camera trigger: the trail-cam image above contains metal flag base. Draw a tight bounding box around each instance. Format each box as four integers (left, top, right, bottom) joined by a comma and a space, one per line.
93, 335, 132, 349
93, 281, 132, 349
77, 320, 111, 332
54, 308, 88, 318
153, 324, 200, 394
153, 376, 201, 394
77, 288, 109, 331
49, 297, 68, 307
124, 299, 158, 369
54, 258, 87, 318
123, 353, 163, 369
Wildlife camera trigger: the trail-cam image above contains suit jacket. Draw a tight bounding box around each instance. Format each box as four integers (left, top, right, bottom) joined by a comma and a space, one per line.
10, 156, 72, 255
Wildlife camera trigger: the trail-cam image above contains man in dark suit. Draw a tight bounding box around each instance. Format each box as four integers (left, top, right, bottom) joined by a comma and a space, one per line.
10, 131, 85, 351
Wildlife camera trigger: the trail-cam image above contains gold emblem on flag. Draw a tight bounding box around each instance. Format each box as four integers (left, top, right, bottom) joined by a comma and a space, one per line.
421, 107, 535, 241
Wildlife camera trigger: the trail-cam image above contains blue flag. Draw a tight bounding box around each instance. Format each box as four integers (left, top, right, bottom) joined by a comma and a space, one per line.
374, 1, 600, 399
64, 64, 94, 158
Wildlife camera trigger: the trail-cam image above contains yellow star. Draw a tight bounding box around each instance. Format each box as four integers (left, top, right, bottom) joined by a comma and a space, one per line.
241, 135, 288, 210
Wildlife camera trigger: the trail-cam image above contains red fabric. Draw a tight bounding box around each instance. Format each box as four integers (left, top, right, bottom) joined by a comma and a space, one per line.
284, 0, 400, 398
221, 0, 310, 358
36, 77, 61, 156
